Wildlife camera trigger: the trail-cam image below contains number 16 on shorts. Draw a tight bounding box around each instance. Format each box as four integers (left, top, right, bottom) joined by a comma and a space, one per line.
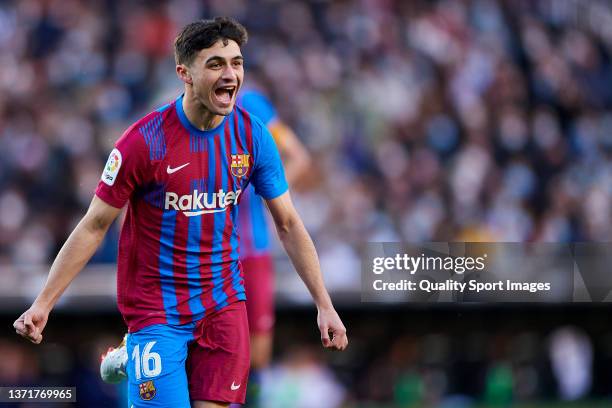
132, 341, 162, 379
126, 325, 194, 407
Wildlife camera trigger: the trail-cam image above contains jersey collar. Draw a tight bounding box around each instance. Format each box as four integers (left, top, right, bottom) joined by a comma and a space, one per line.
175, 94, 228, 137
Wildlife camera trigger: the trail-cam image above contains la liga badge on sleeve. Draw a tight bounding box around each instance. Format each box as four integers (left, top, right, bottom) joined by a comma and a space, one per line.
101, 148, 122, 186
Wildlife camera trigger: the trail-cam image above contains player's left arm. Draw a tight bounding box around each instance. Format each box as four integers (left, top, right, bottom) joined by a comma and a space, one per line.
265, 191, 348, 351
251, 117, 346, 350
268, 120, 311, 184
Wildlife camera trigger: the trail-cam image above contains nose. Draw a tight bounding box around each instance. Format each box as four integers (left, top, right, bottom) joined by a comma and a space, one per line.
221, 65, 236, 82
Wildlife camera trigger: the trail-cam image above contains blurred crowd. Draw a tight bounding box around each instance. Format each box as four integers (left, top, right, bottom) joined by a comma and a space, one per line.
2, 1, 612, 406
1, 0, 611, 286
0, 0, 612, 274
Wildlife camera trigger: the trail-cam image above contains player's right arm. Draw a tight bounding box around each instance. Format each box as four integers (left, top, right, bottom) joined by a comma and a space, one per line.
13, 196, 121, 344
14, 123, 146, 344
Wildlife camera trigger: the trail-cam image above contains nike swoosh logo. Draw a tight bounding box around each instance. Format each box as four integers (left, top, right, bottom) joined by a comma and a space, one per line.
167, 163, 190, 174
231, 382, 241, 391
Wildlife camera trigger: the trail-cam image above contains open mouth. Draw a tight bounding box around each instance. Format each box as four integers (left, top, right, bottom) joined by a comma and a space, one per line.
213, 85, 236, 106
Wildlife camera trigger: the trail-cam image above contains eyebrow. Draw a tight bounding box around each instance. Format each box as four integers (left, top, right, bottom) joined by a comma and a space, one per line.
205, 55, 244, 64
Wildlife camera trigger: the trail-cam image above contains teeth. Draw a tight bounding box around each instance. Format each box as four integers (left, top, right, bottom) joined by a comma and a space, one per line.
216, 86, 235, 102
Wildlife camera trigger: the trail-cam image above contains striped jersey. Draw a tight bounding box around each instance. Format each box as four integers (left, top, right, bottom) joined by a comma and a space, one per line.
236, 90, 279, 258
95, 94, 288, 332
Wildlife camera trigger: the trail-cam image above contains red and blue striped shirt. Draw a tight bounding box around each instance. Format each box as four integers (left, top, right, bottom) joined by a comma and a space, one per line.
95, 94, 288, 332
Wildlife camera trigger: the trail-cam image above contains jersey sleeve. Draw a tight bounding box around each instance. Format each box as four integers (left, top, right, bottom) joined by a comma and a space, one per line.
250, 117, 288, 200
240, 91, 278, 126
95, 126, 149, 208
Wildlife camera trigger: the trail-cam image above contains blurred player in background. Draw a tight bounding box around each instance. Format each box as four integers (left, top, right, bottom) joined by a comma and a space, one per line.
235, 87, 311, 406
14, 17, 346, 408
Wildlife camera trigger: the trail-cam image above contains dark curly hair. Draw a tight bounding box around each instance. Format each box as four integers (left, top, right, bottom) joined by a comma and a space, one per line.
174, 17, 248, 66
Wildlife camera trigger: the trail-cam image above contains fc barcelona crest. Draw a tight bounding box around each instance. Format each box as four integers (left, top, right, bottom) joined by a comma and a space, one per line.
139, 380, 156, 400
231, 154, 250, 178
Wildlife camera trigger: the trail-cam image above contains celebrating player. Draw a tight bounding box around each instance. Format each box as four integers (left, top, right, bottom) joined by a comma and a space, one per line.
99, 88, 311, 404
13, 17, 347, 408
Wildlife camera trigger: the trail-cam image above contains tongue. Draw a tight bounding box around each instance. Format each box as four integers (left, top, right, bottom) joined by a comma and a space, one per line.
215, 89, 231, 104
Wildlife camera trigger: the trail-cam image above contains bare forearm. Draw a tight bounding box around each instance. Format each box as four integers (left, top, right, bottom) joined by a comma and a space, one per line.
34, 219, 108, 310
266, 192, 346, 350
277, 218, 333, 310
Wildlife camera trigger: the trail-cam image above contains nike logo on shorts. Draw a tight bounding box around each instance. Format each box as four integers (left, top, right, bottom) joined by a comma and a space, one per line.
230, 382, 241, 391
167, 163, 190, 174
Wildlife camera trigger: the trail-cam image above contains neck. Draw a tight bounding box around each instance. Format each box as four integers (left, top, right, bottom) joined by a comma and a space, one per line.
182, 89, 224, 130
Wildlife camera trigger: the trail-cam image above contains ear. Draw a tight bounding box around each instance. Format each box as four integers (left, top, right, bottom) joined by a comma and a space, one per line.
176, 64, 193, 85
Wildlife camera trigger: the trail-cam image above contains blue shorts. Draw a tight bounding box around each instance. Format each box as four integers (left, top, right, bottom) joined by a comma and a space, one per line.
126, 302, 250, 407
